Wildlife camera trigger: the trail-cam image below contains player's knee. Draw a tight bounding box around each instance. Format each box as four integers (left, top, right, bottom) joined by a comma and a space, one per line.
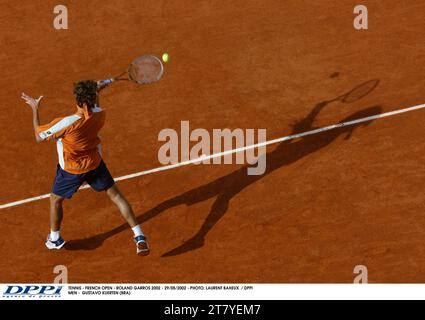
50, 193, 64, 205
106, 186, 124, 202
106, 185, 118, 197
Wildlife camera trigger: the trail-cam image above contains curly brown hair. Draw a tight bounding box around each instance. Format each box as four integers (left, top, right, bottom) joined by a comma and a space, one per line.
73, 80, 97, 109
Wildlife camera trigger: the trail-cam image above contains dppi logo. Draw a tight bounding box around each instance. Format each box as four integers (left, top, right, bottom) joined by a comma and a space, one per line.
3, 285, 63, 298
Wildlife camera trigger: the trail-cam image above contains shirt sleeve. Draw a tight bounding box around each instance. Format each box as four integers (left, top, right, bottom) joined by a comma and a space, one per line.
37, 115, 80, 141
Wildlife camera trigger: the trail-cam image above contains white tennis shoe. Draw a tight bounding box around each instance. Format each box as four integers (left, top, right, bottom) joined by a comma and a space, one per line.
45, 236, 66, 250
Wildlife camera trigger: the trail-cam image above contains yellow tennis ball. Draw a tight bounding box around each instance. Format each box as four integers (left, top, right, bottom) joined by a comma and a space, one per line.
162, 53, 169, 63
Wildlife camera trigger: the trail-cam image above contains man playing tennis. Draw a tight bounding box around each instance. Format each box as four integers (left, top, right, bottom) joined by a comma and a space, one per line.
21, 80, 149, 255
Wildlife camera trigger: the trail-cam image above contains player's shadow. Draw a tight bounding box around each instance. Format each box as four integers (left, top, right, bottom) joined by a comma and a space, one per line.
66, 80, 382, 256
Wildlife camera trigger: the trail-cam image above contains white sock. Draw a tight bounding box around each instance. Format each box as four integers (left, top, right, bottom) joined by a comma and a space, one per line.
132, 225, 144, 238
50, 230, 60, 241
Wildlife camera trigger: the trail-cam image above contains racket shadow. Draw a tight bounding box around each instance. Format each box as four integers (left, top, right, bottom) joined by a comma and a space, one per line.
66, 80, 382, 256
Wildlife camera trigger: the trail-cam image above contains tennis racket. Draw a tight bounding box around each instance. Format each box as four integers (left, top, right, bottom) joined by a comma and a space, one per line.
100, 55, 164, 86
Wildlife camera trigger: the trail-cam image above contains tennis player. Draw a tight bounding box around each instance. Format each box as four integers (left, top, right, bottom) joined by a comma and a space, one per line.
21, 80, 149, 255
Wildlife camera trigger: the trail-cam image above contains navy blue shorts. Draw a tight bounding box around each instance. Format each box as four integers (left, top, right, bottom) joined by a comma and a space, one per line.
52, 160, 115, 199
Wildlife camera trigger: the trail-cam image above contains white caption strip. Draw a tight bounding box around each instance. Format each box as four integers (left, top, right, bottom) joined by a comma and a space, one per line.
1, 103, 424, 210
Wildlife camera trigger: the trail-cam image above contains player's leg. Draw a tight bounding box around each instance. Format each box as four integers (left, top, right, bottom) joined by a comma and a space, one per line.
45, 192, 67, 249
106, 185, 137, 227
50, 193, 64, 232
87, 160, 149, 255
46, 165, 83, 250
106, 185, 149, 255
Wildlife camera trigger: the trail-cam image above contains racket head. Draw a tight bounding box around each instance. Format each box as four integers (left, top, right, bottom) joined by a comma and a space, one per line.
340, 79, 380, 103
127, 55, 164, 84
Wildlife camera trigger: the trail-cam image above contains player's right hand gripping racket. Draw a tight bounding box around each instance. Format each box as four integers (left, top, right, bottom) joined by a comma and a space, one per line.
100, 55, 164, 87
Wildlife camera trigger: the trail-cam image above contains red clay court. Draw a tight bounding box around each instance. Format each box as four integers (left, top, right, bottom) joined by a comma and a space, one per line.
1, 1, 425, 283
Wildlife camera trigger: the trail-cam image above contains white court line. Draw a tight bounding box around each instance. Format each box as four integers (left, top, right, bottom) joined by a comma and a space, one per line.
1, 103, 425, 210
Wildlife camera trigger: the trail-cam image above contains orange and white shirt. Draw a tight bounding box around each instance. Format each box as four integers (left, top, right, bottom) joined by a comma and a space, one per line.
37, 105, 105, 174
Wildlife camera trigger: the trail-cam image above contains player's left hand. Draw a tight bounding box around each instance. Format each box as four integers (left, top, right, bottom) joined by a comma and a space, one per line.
21, 93, 43, 110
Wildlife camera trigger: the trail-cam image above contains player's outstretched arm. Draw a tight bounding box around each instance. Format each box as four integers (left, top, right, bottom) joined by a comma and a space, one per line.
96, 79, 114, 92
21, 92, 44, 143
